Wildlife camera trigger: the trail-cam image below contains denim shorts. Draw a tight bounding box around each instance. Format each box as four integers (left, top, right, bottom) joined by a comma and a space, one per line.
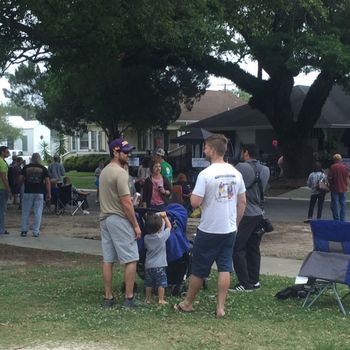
144, 267, 168, 288
191, 229, 236, 278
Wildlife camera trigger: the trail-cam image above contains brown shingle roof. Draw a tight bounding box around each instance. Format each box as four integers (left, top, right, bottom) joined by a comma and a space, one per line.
178, 90, 245, 122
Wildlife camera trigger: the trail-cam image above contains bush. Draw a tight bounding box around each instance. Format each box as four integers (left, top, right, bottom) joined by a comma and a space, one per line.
63, 154, 110, 172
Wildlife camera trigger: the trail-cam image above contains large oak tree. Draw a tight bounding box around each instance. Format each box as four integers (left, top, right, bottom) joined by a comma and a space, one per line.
2, 0, 350, 176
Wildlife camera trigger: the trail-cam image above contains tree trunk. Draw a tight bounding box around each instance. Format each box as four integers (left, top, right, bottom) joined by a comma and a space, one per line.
281, 134, 314, 178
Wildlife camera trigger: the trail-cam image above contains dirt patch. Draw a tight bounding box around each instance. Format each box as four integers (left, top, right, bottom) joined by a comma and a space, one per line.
0, 243, 101, 267
2, 195, 314, 264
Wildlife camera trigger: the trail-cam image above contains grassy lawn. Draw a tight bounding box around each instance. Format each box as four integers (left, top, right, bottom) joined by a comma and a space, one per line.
1, 254, 350, 350
66, 171, 96, 190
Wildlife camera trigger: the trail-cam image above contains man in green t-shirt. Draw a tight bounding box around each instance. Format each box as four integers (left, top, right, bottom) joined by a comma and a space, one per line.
156, 148, 173, 183
0, 146, 11, 235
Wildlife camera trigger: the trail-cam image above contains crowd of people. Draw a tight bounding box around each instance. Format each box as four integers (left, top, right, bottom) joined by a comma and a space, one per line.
1, 136, 349, 317
305, 153, 349, 222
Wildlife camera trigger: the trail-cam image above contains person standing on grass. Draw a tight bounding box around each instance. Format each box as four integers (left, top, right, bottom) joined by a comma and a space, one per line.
20, 153, 51, 237
174, 134, 246, 318
48, 155, 65, 186
232, 144, 270, 292
328, 153, 349, 221
99, 137, 141, 308
144, 212, 172, 305
0, 146, 11, 235
304, 162, 327, 222
94, 160, 104, 203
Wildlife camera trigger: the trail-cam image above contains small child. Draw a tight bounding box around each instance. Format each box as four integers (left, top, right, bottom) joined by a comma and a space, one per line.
144, 211, 172, 305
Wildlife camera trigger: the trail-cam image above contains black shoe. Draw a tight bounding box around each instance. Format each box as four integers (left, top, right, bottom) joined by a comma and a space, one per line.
3, 230, 10, 235
253, 282, 261, 289
228, 284, 254, 292
102, 297, 116, 308
20, 231, 27, 237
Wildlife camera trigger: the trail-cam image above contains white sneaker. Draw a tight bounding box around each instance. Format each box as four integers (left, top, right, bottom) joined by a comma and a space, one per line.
83, 210, 90, 215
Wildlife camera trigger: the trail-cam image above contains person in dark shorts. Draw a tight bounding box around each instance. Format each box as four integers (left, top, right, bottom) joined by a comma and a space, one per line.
174, 134, 246, 317
144, 211, 172, 305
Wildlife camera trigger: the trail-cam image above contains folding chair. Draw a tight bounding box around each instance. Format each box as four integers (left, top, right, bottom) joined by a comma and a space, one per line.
56, 185, 85, 216
298, 220, 350, 315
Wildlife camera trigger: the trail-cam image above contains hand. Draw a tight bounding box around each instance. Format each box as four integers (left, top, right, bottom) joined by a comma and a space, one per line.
160, 211, 167, 218
46, 195, 51, 202
134, 225, 141, 240
158, 186, 165, 194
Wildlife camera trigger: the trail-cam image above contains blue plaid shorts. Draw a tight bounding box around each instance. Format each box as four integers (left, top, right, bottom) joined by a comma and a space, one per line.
144, 267, 168, 288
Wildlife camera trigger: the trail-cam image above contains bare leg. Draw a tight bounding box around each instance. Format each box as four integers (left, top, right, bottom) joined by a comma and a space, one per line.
124, 261, 137, 299
103, 262, 114, 299
158, 287, 167, 304
179, 275, 203, 311
145, 287, 152, 304
216, 272, 230, 317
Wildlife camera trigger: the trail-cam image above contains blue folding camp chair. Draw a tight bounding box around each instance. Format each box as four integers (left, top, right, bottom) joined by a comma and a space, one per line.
298, 220, 350, 315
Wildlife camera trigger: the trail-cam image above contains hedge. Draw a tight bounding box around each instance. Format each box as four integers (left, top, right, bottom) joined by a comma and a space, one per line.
63, 154, 111, 172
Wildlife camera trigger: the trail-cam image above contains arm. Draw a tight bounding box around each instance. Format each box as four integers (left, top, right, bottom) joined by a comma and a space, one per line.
120, 194, 141, 239
190, 194, 203, 209
160, 211, 172, 230
0, 171, 12, 199
60, 164, 65, 176
45, 177, 51, 202
236, 192, 246, 227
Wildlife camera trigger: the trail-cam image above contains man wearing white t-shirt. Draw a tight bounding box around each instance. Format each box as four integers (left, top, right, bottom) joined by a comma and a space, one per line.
174, 134, 246, 317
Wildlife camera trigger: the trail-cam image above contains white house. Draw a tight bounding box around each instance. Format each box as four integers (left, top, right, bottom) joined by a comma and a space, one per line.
5, 115, 57, 156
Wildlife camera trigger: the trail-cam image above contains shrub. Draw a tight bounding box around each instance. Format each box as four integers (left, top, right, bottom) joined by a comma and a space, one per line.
63, 154, 110, 172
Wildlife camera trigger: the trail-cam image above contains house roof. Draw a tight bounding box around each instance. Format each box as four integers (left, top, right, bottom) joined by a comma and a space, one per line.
192, 85, 350, 130
6, 115, 39, 129
177, 90, 245, 123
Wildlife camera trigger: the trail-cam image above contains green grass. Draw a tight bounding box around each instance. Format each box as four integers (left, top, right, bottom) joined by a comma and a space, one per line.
66, 171, 96, 189
1, 258, 350, 349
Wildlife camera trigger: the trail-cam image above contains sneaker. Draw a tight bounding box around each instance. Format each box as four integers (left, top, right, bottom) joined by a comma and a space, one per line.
32, 232, 40, 237
0, 230, 10, 235
83, 210, 90, 215
304, 218, 311, 223
20, 231, 27, 237
123, 297, 141, 308
253, 282, 261, 289
229, 284, 254, 292
102, 297, 116, 308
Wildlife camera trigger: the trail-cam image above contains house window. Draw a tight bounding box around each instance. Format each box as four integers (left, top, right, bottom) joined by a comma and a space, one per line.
71, 136, 76, 151
22, 136, 28, 151
80, 133, 89, 149
91, 131, 96, 151
7, 138, 14, 149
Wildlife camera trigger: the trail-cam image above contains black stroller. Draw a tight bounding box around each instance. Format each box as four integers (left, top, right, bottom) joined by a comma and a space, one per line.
136, 203, 191, 296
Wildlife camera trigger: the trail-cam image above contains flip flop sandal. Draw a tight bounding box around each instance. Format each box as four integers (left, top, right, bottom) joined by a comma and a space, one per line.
173, 303, 193, 313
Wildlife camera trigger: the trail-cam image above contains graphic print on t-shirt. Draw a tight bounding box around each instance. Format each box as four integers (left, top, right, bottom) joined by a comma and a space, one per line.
215, 174, 236, 201
26, 167, 44, 184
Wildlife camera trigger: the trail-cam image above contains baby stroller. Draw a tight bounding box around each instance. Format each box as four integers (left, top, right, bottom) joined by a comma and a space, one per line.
136, 203, 191, 296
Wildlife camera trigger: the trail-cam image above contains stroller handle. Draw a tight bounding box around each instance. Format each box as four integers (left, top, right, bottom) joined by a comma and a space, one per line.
134, 207, 162, 215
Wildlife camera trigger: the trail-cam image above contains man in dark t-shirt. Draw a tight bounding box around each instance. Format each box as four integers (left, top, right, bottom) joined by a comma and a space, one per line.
20, 153, 50, 237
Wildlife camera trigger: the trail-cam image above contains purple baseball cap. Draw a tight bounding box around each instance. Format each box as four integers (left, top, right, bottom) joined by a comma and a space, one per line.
109, 138, 135, 157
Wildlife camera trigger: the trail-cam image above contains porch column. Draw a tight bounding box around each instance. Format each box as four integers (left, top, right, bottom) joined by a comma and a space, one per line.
88, 131, 92, 150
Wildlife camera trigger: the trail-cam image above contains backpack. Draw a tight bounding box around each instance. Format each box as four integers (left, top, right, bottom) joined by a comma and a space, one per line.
245, 162, 264, 202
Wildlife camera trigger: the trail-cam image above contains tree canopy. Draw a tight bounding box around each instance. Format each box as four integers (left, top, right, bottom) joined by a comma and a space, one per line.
0, 114, 22, 142
1, 0, 350, 176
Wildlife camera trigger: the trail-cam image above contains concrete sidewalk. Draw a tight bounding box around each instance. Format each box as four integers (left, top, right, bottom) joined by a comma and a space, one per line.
0, 233, 302, 278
